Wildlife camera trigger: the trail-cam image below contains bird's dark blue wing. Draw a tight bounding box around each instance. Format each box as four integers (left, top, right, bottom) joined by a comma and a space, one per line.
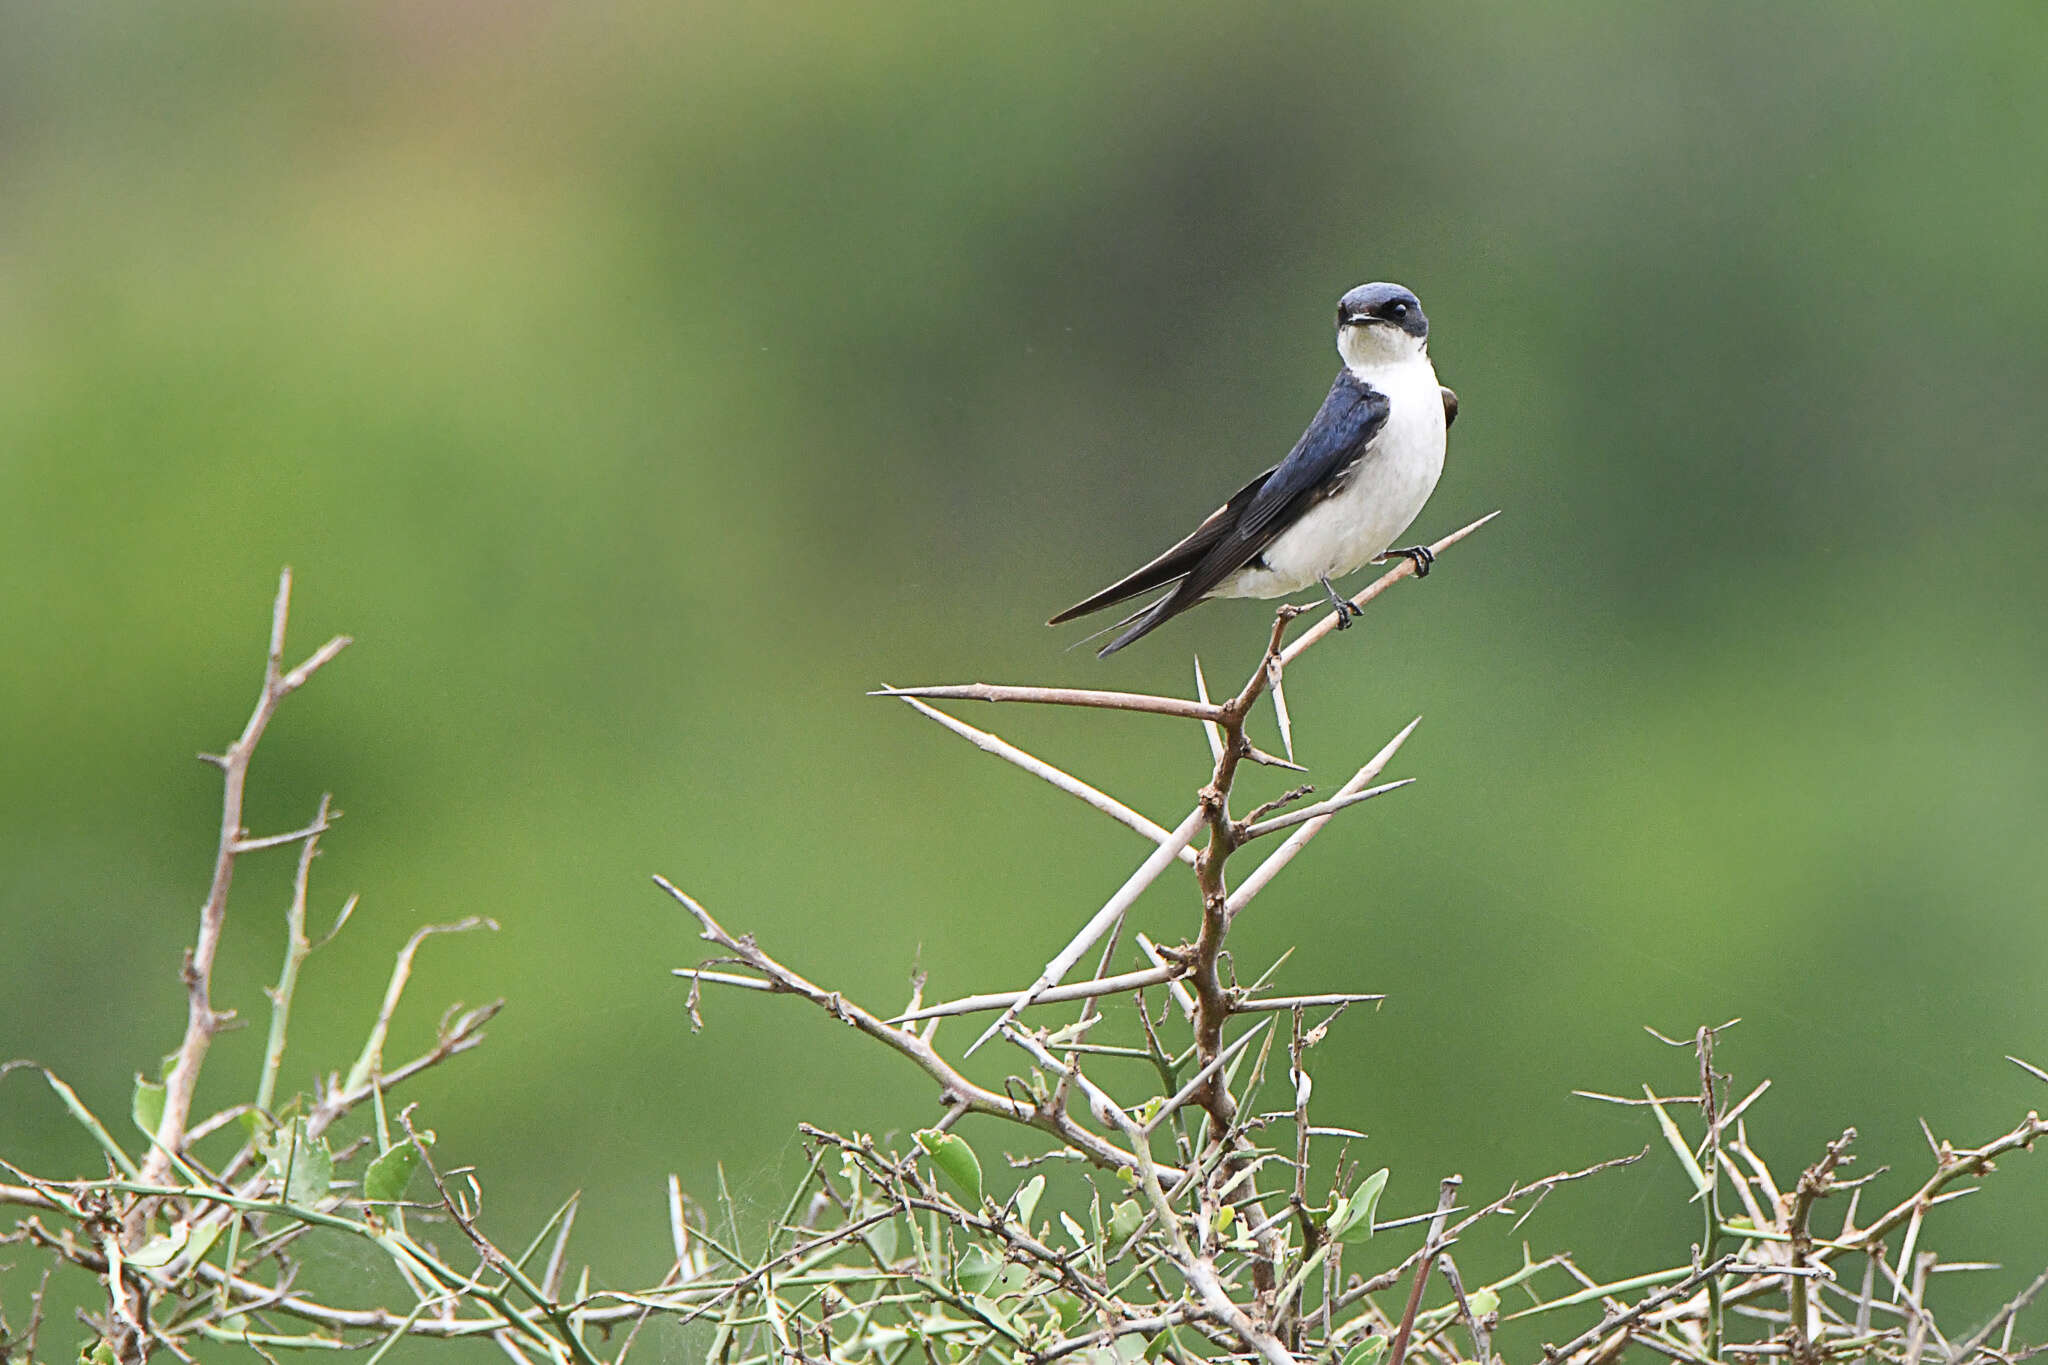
1232, 372, 1390, 545
1089, 373, 1389, 656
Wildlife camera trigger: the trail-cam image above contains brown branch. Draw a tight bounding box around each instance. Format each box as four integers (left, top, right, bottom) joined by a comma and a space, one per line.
1843, 1111, 2047, 1250
1389, 1177, 1463, 1365
1340, 1149, 1647, 1308
1947, 1260, 2048, 1365
1238, 779, 1413, 842
1226, 717, 1421, 917
139, 570, 350, 1196
1541, 1255, 1739, 1364
1278, 511, 1501, 666
1788, 1127, 1857, 1365
654, 876, 1180, 1180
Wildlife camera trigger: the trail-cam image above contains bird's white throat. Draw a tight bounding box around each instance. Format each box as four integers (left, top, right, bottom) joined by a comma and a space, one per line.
1337, 322, 1427, 375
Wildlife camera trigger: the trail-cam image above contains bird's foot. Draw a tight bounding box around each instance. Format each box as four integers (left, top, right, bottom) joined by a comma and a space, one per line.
1317, 576, 1363, 629
1382, 545, 1436, 578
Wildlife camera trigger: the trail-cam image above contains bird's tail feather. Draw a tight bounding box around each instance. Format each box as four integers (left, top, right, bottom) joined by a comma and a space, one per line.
1097, 590, 1186, 658
1063, 597, 1164, 654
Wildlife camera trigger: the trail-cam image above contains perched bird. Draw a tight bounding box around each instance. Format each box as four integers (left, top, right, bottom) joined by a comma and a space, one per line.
1051, 282, 1457, 657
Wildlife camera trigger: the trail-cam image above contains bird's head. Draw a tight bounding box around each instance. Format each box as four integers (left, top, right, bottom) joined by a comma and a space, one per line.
1335, 282, 1428, 369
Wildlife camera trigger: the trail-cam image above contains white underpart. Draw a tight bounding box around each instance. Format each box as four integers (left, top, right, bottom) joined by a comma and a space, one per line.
1211, 327, 1446, 600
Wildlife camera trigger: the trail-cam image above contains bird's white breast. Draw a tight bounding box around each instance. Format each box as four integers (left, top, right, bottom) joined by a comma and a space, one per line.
1215, 353, 1446, 599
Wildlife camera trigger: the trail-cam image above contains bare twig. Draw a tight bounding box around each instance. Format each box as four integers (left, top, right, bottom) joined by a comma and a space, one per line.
887, 964, 1186, 1023
1390, 1177, 1463, 1365
138, 570, 350, 1195
1278, 512, 1501, 665
869, 683, 1226, 723
655, 877, 1177, 1179
962, 805, 1209, 1055
888, 693, 1200, 867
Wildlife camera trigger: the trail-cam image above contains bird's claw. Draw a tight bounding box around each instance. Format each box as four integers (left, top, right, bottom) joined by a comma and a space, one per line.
1317, 576, 1361, 629
1385, 545, 1435, 578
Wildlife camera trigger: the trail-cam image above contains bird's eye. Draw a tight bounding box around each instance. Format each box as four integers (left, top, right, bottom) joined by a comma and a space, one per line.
1387, 301, 1409, 318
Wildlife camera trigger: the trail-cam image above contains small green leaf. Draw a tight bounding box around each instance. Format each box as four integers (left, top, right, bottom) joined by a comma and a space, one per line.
131, 1077, 166, 1138
127, 1215, 220, 1271
1146, 1327, 1188, 1360
956, 1244, 1000, 1294
1330, 1167, 1389, 1243
363, 1132, 430, 1203
1213, 1203, 1236, 1236
1013, 1174, 1044, 1230
1107, 1198, 1142, 1245
1113, 1333, 1147, 1362
1466, 1288, 1499, 1318
1059, 1212, 1089, 1252
915, 1129, 983, 1206
126, 1230, 185, 1269
265, 1117, 333, 1206
1343, 1336, 1390, 1365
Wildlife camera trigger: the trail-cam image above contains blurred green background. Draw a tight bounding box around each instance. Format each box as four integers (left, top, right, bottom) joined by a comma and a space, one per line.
4, 0, 2046, 1352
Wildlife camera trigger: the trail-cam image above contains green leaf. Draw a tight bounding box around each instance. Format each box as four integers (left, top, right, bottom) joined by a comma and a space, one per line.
1213, 1203, 1235, 1236
363, 1132, 431, 1203
131, 1077, 166, 1138
1145, 1327, 1181, 1360
265, 1117, 333, 1206
1329, 1167, 1389, 1243
1107, 1198, 1142, 1245
956, 1244, 1000, 1294
1059, 1211, 1089, 1252
915, 1129, 984, 1207
128, 1216, 220, 1270
1049, 1289, 1084, 1330
1013, 1173, 1044, 1231
127, 1229, 184, 1269
1466, 1287, 1499, 1318
237, 1108, 272, 1144
1343, 1336, 1390, 1365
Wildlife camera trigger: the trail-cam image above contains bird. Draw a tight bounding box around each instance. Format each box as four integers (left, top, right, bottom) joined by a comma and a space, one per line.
1050, 282, 1457, 657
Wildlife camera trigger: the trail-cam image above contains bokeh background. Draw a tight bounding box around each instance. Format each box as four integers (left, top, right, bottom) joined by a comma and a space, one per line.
5, 1, 2046, 1355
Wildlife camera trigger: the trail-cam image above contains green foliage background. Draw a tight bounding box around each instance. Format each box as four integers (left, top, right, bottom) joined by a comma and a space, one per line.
4, 0, 2045, 1343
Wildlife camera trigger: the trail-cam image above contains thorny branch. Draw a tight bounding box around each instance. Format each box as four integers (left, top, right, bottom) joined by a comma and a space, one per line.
12, 528, 2048, 1365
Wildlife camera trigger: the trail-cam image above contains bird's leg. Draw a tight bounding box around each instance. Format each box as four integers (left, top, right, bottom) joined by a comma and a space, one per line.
1379, 545, 1436, 578
1316, 575, 1362, 629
